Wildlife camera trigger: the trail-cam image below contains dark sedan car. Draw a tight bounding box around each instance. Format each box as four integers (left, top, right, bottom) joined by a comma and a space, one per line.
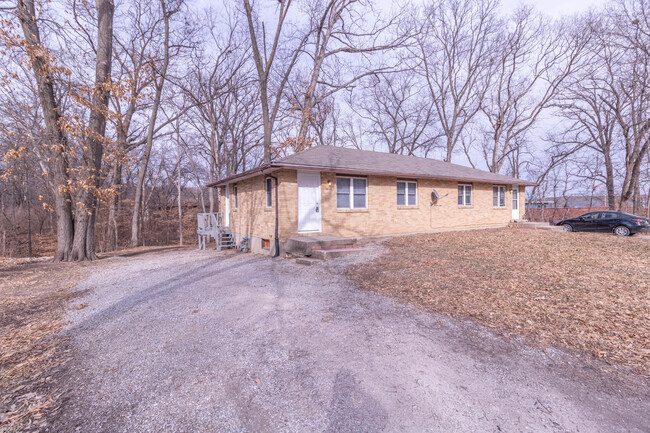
556, 211, 650, 236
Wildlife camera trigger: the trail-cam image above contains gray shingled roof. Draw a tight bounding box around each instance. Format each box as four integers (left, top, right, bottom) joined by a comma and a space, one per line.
273, 146, 535, 185
211, 145, 535, 186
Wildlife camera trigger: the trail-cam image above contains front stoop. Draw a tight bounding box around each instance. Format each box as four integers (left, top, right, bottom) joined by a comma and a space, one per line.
286, 235, 358, 256
287, 235, 362, 264
310, 248, 365, 260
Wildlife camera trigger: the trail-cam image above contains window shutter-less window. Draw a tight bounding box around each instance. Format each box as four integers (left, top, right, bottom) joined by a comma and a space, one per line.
266, 178, 272, 207
493, 186, 506, 207
353, 178, 367, 208
337, 178, 351, 208
458, 185, 472, 206
407, 182, 417, 206
397, 182, 406, 206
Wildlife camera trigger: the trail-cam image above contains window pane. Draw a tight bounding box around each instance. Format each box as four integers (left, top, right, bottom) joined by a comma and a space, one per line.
337, 193, 350, 208
336, 178, 350, 193
337, 178, 351, 208
407, 194, 416, 206
458, 186, 464, 205
465, 186, 472, 206
407, 182, 416, 206
266, 179, 272, 207
353, 194, 366, 208
353, 179, 366, 208
353, 178, 366, 193
397, 182, 405, 206
499, 187, 505, 207
493, 187, 498, 207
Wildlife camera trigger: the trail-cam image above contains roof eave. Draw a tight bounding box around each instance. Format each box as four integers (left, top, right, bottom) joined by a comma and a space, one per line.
272, 163, 537, 186
206, 164, 277, 188
207, 162, 537, 187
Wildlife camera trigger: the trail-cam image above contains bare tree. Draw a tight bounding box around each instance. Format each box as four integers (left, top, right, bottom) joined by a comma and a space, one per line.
180, 6, 255, 211
242, 0, 308, 163
604, 0, 650, 212
414, 0, 499, 162
479, 8, 588, 174
131, 0, 180, 247
69, 0, 115, 261
352, 72, 441, 156
14, 0, 74, 260
291, 0, 407, 149
105, 0, 162, 251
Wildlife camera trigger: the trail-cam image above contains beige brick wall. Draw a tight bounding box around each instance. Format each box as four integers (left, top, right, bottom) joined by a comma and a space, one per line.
221, 169, 527, 244
220, 170, 296, 252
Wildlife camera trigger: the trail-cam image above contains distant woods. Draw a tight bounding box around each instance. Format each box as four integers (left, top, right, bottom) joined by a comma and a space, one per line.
0, 0, 648, 259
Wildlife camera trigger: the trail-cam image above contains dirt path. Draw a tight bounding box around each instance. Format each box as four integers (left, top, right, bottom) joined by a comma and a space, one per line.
50, 247, 649, 432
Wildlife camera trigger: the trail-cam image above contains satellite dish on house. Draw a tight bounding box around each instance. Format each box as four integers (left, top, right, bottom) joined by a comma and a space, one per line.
430, 189, 448, 206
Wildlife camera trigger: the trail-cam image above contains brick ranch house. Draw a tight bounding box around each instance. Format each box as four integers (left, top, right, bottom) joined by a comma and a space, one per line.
209, 146, 535, 255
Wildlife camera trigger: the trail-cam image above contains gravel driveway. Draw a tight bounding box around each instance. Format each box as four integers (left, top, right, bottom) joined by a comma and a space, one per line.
51, 246, 649, 432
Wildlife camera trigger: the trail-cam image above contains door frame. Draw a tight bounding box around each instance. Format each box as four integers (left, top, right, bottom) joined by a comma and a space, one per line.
512, 185, 519, 220
297, 170, 322, 233
224, 184, 230, 227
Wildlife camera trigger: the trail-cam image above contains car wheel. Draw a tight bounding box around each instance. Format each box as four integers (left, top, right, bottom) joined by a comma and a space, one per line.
562, 224, 573, 232
614, 226, 631, 236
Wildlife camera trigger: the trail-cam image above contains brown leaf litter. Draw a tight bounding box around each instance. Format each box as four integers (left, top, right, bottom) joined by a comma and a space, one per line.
348, 228, 650, 375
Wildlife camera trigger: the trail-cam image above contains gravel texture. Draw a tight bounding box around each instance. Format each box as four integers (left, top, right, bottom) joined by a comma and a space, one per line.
50, 246, 650, 432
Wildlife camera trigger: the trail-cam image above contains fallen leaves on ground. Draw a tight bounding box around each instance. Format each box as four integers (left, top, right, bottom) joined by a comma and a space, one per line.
348, 228, 650, 375
0, 262, 83, 432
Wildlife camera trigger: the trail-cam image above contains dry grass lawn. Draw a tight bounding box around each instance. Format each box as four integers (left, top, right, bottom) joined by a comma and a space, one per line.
349, 228, 650, 375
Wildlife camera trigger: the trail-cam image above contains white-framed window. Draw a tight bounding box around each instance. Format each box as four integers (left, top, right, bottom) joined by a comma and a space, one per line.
458, 184, 472, 206
336, 176, 367, 209
493, 185, 506, 208
265, 178, 272, 208
397, 181, 417, 206
233, 184, 238, 209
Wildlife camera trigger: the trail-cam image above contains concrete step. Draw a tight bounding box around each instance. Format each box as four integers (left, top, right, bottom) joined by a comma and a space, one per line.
286, 235, 357, 256
311, 248, 365, 260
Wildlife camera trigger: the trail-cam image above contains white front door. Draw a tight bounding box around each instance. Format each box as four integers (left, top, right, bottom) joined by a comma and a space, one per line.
224, 184, 230, 227
512, 185, 519, 220
297, 170, 321, 233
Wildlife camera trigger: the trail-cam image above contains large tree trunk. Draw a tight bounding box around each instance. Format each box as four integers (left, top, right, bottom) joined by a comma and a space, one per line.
176, 128, 183, 246
69, 0, 114, 261
260, 80, 272, 164
604, 152, 616, 210
632, 178, 641, 215
16, 0, 74, 261
107, 160, 122, 251
130, 0, 171, 247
